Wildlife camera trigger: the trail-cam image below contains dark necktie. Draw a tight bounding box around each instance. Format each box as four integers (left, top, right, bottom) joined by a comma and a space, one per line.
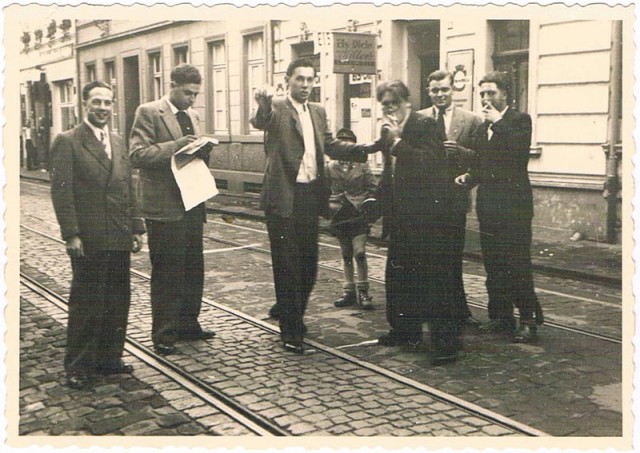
176, 110, 194, 136
436, 107, 447, 142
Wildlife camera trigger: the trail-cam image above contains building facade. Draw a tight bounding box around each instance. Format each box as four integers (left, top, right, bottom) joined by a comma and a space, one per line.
19, 19, 77, 170
68, 18, 623, 243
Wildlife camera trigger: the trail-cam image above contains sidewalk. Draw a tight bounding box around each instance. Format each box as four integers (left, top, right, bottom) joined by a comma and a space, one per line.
21, 168, 622, 286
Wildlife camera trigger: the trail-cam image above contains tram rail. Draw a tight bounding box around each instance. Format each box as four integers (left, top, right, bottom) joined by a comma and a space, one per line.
20, 222, 548, 436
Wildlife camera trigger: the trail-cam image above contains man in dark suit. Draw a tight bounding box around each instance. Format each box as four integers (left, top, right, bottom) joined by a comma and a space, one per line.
250, 58, 378, 353
50, 80, 145, 389
418, 70, 483, 327
455, 71, 543, 343
375, 80, 467, 365
130, 64, 215, 356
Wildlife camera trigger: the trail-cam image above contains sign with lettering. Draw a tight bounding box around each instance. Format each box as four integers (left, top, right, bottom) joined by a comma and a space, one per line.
447, 49, 474, 111
332, 32, 377, 75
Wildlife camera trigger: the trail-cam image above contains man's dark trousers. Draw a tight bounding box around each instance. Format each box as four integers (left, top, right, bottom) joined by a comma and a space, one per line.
266, 183, 320, 342
65, 251, 131, 374
146, 204, 205, 345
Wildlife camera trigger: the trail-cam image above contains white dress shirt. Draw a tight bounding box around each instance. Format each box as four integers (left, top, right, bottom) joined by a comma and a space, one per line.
289, 95, 317, 183
84, 119, 111, 160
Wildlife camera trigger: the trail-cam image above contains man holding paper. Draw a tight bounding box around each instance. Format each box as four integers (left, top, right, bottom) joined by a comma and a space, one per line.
130, 64, 216, 355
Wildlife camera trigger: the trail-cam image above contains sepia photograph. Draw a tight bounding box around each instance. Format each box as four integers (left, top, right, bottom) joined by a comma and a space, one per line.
4, 0, 635, 450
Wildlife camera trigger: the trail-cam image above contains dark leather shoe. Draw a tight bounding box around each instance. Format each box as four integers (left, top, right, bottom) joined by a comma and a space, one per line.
66, 374, 92, 390
514, 323, 537, 343
154, 342, 177, 355
479, 318, 516, 334
378, 331, 422, 347
283, 341, 304, 354
358, 292, 375, 310
431, 351, 458, 366
334, 291, 357, 307
180, 330, 216, 341
268, 305, 282, 319
97, 363, 134, 376
464, 316, 482, 328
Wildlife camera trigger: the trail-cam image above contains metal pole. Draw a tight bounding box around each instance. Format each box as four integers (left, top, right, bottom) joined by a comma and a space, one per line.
603, 20, 622, 244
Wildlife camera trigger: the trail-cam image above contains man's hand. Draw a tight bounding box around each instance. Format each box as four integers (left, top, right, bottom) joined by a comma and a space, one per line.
482, 101, 502, 124
454, 172, 471, 187
66, 236, 84, 258
254, 87, 274, 109
443, 140, 461, 159
132, 234, 143, 253
194, 142, 213, 161
175, 135, 199, 149
381, 123, 401, 146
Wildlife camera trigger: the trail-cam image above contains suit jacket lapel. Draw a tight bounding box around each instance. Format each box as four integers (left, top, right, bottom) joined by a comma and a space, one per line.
159, 98, 184, 140
287, 98, 304, 141
107, 133, 124, 186
79, 123, 112, 172
449, 107, 464, 142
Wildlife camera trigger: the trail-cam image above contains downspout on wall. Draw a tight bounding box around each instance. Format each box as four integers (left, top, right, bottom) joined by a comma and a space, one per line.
603, 20, 622, 244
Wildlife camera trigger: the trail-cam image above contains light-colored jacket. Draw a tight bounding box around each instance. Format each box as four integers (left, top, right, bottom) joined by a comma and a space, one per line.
129, 97, 201, 222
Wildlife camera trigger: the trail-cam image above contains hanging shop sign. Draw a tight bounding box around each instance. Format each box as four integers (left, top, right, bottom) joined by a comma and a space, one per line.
332, 32, 377, 75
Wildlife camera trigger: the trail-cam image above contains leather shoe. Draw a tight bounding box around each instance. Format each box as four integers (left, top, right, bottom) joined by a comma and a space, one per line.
97, 363, 134, 376
268, 305, 281, 319
431, 351, 458, 366
179, 330, 216, 341
154, 342, 177, 355
334, 291, 357, 308
66, 374, 92, 390
479, 318, 516, 334
514, 322, 537, 343
283, 341, 304, 354
378, 331, 422, 347
464, 316, 482, 328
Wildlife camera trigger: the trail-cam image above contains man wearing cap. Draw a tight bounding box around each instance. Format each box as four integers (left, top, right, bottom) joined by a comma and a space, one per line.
418, 69, 483, 328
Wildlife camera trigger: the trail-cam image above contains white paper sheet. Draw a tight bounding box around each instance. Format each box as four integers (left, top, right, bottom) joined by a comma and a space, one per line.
171, 137, 219, 211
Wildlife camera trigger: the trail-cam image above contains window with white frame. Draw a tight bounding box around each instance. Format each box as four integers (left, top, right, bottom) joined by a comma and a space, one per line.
245, 32, 264, 134
104, 60, 119, 133
174, 45, 189, 65
149, 51, 162, 101
85, 63, 96, 83
210, 40, 228, 133
58, 79, 76, 131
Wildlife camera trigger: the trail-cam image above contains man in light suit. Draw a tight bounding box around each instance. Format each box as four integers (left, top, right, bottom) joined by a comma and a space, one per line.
418, 70, 483, 327
50, 80, 145, 389
130, 64, 215, 356
456, 71, 543, 343
251, 58, 379, 353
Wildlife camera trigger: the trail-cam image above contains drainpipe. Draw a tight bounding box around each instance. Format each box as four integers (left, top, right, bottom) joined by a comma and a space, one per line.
603, 20, 622, 244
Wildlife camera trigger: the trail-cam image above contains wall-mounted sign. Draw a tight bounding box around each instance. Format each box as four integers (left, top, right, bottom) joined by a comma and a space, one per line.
447, 49, 474, 111
332, 32, 377, 75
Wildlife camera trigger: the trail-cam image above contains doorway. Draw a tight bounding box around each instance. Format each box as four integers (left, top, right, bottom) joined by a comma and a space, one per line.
406, 21, 440, 110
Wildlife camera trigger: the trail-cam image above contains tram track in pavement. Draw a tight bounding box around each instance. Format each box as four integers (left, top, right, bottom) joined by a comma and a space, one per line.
199, 226, 622, 345
20, 222, 546, 436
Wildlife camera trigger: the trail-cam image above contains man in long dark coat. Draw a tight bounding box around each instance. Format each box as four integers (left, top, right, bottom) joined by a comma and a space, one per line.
376, 80, 467, 365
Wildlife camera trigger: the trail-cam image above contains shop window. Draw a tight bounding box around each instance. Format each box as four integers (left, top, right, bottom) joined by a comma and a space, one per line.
491, 20, 530, 112
58, 79, 76, 131
245, 32, 264, 134
148, 51, 163, 101
210, 40, 228, 133
104, 60, 119, 133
